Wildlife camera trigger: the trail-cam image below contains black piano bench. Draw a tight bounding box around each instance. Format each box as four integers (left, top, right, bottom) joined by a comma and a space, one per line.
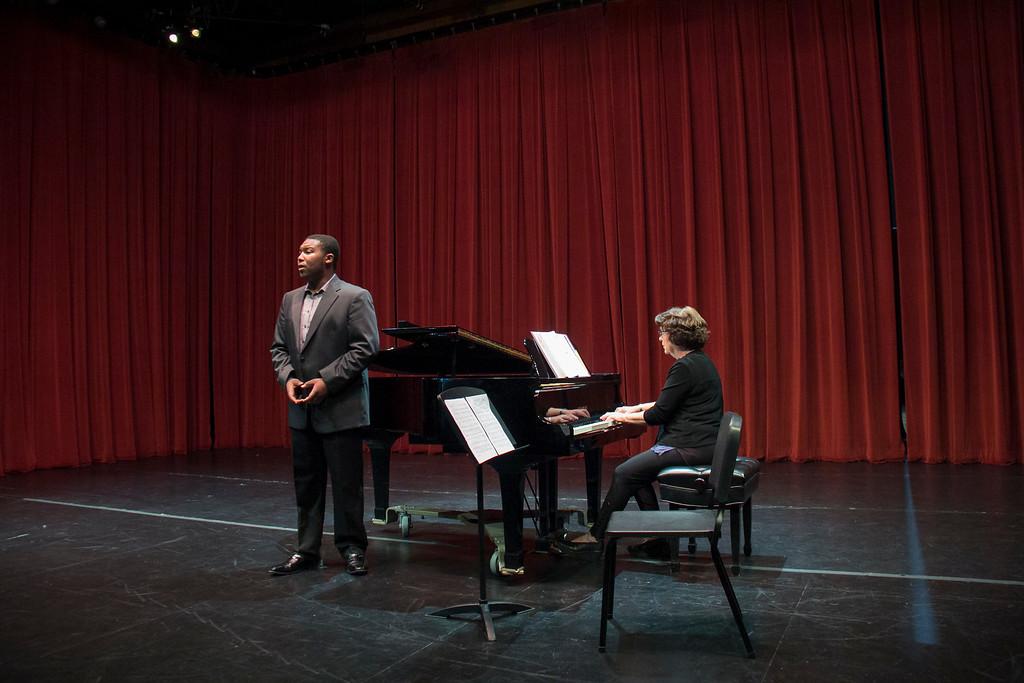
656, 456, 761, 574
598, 510, 755, 657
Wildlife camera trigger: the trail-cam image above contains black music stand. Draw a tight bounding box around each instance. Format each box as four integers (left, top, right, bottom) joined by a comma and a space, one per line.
428, 386, 533, 641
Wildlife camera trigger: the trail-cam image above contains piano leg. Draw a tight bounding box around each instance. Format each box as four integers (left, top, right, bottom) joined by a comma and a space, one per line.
494, 463, 525, 571
535, 458, 559, 551
365, 434, 398, 524
584, 447, 603, 527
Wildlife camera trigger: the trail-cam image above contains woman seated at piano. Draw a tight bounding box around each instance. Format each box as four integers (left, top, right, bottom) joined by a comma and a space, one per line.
570, 306, 723, 559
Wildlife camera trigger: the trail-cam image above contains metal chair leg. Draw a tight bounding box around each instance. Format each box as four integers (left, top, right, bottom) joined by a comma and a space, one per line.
729, 508, 741, 572
743, 498, 752, 556
599, 539, 618, 651
606, 540, 618, 618
710, 540, 755, 658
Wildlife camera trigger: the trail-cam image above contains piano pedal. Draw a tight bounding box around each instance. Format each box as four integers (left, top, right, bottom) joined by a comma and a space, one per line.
547, 509, 589, 541
553, 528, 576, 544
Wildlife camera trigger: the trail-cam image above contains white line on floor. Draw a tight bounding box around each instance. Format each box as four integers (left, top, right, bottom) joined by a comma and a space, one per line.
641, 556, 1024, 588
161, 471, 497, 497
21, 498, 454, 547
738, 563, 1024, 587
23, 497, 1022, 587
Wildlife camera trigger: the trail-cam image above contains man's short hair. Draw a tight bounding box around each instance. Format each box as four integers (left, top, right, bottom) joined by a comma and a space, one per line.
306, 234, 340, 269
654, 306, 710, 351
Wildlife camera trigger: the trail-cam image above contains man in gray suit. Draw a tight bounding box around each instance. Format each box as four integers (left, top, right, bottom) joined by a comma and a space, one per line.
269, 234, 380, 576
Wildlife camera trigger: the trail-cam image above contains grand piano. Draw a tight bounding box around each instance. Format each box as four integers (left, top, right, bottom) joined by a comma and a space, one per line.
365, 323, 644, 575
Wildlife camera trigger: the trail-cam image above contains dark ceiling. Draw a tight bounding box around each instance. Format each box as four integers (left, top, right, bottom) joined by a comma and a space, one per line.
29, 0, 607, 77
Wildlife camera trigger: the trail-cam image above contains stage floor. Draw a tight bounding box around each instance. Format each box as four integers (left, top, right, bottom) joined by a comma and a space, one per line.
1, 450, 1021, 682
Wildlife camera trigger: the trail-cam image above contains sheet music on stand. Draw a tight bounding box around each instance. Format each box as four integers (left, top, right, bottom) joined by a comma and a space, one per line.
528, 331, 591, 378
442, 394, 516, 464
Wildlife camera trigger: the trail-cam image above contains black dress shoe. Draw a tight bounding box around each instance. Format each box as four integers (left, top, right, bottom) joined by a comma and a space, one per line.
269, 553, 320, 576
343, 548, 367, 576
626, 538, 673, 561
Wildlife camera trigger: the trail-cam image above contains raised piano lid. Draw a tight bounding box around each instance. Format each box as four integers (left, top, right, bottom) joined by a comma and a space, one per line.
371, 322, 534, 376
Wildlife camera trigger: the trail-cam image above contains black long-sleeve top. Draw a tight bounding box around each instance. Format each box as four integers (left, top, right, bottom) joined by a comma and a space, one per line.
643, 350, 723, 449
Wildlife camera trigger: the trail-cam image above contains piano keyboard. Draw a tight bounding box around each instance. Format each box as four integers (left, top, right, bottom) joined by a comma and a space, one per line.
567, 416, 615, 436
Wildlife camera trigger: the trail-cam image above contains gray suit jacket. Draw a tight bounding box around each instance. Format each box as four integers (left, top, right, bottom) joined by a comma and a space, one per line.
270, 276, 380, 433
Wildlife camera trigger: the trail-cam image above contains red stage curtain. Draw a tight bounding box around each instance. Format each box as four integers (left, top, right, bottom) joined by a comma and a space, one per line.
881, 0, 1024, 464
10, 0, 976, 473
0, 14, 214, 474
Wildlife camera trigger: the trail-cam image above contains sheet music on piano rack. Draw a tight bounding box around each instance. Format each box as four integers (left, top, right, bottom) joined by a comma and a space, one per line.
529, 331, 591, 378
443, 395, 516, 464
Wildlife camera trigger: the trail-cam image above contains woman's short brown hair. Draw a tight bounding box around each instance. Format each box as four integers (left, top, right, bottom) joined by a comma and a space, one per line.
654, 306, 710, 351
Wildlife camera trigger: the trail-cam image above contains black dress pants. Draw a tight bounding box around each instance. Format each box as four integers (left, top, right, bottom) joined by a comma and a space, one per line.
290, 427, 367, 559
589, 444, 714, 539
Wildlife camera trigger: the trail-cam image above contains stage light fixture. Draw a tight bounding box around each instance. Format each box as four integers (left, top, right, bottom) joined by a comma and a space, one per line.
190, 27, 201, 38
168, 32, 179, 44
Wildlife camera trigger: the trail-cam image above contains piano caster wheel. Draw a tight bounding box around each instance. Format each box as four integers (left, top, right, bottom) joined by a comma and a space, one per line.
489, 550, 524, 577
400, 514, 411, 538
489, 550, 501, 577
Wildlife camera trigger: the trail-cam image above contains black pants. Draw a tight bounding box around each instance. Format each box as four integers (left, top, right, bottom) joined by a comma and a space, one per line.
290, 427, 367, 559
590, 444, 714, 539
